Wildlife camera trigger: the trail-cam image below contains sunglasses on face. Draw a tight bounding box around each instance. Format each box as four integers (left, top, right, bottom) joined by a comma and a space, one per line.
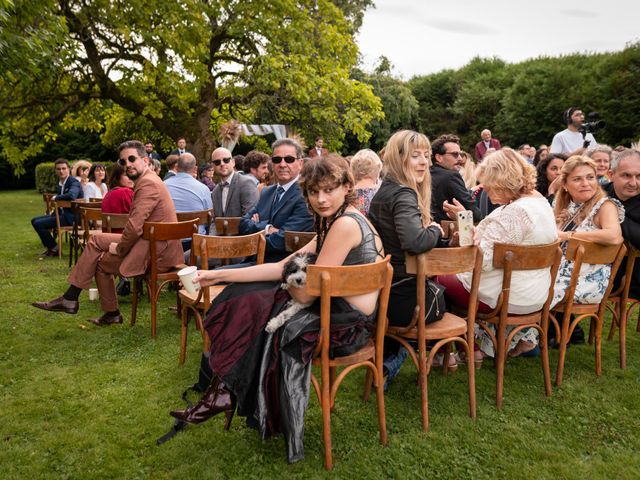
117, 155, 140, 166
271, 155, 297, 164
212, 157, 232, 166
443, 151, 462, 158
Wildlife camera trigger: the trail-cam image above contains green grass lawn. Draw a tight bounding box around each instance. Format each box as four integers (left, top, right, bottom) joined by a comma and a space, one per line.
2, 189, 640, 479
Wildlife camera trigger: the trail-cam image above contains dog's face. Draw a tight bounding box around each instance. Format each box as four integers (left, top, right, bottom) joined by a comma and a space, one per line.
282, 252, 317, 288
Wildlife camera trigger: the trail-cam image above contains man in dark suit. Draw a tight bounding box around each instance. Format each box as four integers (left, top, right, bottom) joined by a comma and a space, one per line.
145, 141, 161, 161
605, 149, 640, 297
210, 147, 258, 233
430, 134, 482, 224
240, 138, 314, 262
308, 136, 329, 158
31, 158, 84, 256
170, 137, 190, 156
32, 140, 183, 325
474, 129, 501, 162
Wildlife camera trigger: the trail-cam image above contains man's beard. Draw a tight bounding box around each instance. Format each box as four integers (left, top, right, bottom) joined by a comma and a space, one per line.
127, 170, 142, 181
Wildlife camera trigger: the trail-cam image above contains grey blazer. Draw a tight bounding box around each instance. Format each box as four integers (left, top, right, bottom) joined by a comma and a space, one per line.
210, 172, 259, 234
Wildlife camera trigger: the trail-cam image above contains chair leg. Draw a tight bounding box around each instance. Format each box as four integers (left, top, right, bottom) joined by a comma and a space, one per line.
495, 325, 506, 409
595, 317, 603, 377
607, 299, 619, 341
419, 341, 429, 432
363, 368, 373, 402
374, 363, 388, 446
588, 318, 595, 345
555, 336, 568, 388
321, 362, 333, 470
539, 327, 553, 397
149, 281, 158, 338
130, 277, 140, 326
465, 341, 477, 419
179, 305, 189, 366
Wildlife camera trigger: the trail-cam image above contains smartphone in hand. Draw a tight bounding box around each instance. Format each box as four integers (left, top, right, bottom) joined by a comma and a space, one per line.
457, 210, 474, 247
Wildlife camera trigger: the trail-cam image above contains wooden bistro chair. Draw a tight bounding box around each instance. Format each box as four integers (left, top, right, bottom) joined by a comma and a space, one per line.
474, 242, 562, 408
214, 216, 242, 236
177, 209, 213, 235
284, 230, 317, 253
101, 213, 129, 233
551, 239, 626, 387
178, 232, 266, 365
43, 193, 56, 215
130, 219, 199, 337
79, 205, 103, 251
306, 256, 393, 470
53, 199, 74, 259
386, 247, 482, 431
605, 243, 640, 369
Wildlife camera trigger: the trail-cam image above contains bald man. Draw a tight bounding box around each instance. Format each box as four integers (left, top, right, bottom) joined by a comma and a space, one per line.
475, 129, 501, 162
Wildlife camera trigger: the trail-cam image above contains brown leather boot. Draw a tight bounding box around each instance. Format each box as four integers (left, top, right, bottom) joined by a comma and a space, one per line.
170, 377, 236, 430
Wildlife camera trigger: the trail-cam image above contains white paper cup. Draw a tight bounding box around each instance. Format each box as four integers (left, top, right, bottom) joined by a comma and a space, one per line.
178, 266, 200, 295
89, 288, 99, 301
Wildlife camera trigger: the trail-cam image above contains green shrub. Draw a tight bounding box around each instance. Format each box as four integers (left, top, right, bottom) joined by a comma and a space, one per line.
35, 163, 57, 193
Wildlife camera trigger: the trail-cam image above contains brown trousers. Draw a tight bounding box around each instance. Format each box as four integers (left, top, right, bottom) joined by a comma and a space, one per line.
68, 233, 122, 312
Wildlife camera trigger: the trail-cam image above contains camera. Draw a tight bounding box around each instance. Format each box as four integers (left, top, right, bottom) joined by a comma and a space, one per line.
579, 112, 606, 136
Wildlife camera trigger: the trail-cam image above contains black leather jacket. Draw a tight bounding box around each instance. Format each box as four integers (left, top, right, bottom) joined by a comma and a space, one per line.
368, 177, 441, 280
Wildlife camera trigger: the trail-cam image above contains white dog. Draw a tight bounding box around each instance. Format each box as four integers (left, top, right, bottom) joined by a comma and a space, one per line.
265, 252, 317, 333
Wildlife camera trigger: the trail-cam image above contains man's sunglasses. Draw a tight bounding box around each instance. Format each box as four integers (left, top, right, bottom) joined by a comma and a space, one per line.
213, 157, 232, 166
117, 155, 140, 166
271, 155, 298, 164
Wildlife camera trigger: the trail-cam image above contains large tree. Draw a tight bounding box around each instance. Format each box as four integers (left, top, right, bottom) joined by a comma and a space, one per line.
0, 0, 381, 172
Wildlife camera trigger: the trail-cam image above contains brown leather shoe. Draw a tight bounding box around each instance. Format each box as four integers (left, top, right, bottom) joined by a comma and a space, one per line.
88, 313, 124, 326
32, 296, 79, 314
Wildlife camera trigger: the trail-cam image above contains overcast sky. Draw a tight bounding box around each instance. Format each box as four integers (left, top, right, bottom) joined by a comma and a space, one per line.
357, 0, 640, 78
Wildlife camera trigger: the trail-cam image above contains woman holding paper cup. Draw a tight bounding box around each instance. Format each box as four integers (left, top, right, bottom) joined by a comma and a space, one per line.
169, 154, 384, 464
437, 148, 558, 360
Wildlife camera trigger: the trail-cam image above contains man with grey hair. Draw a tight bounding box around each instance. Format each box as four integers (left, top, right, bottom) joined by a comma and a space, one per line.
605, 148, 640, 298
165, 152, 212, 235
474, 128, 501, 162
240, 138, 313, 262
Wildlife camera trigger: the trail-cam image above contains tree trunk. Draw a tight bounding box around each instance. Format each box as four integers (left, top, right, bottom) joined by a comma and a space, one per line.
186, 111, 216, 164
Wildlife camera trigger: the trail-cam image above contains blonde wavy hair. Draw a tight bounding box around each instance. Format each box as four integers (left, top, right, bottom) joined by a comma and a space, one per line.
553, 155, 606, 228
477, 148, 537, 200
350, 149, 382, 183
458, 150, 477, 189
381, 130, 432, 225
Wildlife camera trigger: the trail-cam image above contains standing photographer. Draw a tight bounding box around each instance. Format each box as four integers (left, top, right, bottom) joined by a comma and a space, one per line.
550, 107, 599, 156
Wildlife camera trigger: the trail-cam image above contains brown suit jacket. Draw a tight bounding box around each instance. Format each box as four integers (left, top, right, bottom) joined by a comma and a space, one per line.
308, 147, 329, 158
116, 168, 182, 277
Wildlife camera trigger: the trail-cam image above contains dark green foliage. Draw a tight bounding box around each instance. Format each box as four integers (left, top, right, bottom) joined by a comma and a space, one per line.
409, 44, 640, 152
34, 162, 57, 193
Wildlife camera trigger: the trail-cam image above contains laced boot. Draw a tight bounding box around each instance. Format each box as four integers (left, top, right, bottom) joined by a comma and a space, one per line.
170, 376, 236, 430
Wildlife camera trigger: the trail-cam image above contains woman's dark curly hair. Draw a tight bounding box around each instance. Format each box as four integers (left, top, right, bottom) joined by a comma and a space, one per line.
299, 155, 355, 253
536, 153, 566, 197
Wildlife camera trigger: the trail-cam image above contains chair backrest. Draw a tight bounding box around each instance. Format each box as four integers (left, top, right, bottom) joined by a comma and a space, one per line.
191, 231, 266, 267
439, 220, 457, 240
615, 242, 640, 299
101, 213, 130, 232
560, 239, 626, 308
43, 193, 55, 215
214, 217, 242, 236
177, 209, 213, 231
306, 256, 393, 360
284, 231, 316, 252
88, 197, 103, 204
80, 206, 103, 241
404, 246, 483, 331
143, 219, 199, 242
490, 242, 563, 320
53, 199, 72, 229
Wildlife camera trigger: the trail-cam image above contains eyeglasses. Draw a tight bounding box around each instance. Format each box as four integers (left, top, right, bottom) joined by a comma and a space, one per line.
117, 155, 140, 166
443, 151, 462, 158
212, 157, 232, 166
271, 155, 297, 164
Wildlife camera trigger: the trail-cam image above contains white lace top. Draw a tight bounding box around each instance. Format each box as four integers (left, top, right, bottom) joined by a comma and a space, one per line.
458, 195, 558, 314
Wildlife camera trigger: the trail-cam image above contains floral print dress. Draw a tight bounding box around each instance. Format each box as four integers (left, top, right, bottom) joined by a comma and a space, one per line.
551, 197, 624, 307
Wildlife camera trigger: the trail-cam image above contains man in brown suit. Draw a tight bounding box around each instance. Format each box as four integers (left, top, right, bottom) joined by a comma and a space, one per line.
32, 140, 183, 325
308, 136, 328, 158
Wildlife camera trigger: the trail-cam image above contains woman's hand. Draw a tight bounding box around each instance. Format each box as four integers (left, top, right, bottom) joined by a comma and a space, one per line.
429, 221, 444, 237
443, 198, 465, 220
557, 229, 572, 242
193, 269, 223, 288
548, 177, 562, 196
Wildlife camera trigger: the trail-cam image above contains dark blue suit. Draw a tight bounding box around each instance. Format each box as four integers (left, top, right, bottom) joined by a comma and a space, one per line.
32, 176, 84, 250
240, 182, 313, 262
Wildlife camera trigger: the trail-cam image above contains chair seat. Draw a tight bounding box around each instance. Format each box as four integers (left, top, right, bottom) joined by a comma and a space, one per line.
388, 312, 467, 340
479, 311, 542, 326
312, 340, 375, 367
179, 285, 226, 307
157, 264, 189, 281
